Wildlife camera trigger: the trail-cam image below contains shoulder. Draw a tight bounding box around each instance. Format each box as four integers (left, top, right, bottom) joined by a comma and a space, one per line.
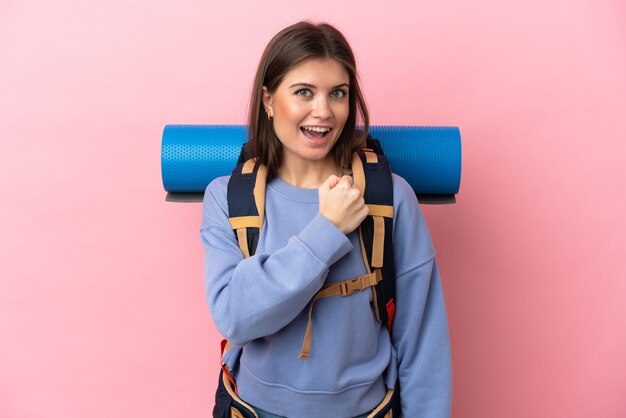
390, 172, 436, 265
391, 173, 420, 211
204, 175, 230, 203
201, 175, 231, 229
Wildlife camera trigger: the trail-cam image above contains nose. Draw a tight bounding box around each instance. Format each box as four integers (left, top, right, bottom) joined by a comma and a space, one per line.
311, 96, 332, 120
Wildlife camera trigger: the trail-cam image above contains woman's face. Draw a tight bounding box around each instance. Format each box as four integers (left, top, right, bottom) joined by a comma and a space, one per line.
263, 58, 350, 170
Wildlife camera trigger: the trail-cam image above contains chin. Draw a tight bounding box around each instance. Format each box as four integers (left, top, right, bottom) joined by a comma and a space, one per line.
305, 145, 335, 160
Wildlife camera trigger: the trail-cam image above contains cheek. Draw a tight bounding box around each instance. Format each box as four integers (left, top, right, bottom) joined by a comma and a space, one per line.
276, 99, 306, 123
335, 102, 350, 124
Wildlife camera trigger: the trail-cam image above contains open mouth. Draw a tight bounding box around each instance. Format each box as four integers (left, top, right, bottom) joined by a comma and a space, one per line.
300, 126, 331, 139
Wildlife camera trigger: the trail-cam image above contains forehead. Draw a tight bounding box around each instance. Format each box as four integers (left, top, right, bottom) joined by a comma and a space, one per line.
280, 58, 350, 87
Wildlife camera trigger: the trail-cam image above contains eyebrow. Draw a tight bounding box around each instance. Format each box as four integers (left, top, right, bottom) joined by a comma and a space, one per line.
288, 82, 350, 89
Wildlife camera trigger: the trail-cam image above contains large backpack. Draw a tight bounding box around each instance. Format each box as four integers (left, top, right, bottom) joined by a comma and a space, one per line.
213, 137, 400, 418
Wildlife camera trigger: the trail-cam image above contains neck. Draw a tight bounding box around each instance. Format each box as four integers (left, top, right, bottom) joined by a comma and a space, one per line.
277, 156, 344, 188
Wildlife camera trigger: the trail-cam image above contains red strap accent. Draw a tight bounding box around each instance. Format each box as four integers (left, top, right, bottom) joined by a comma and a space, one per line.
386, 299, 396, 332
220, 339, 238, 395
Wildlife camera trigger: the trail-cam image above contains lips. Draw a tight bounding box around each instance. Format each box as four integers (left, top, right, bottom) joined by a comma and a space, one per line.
300, 126, 332, 139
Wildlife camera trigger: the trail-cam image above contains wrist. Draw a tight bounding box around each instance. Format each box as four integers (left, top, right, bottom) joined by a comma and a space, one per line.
319, 212, 344, 234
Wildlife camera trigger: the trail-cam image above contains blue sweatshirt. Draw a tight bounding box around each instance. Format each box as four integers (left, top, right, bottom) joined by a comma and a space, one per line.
200, 173, 452, 418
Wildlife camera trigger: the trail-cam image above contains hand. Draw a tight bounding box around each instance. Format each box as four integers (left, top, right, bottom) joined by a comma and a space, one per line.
318, 175, 369, 235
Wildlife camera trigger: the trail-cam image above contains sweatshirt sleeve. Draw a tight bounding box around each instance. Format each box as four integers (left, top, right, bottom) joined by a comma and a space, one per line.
199, 177, 353, 347
390, 174, 452, 417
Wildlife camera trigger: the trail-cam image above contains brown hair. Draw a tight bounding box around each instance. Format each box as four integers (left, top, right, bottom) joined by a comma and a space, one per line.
247, 21, 369, 178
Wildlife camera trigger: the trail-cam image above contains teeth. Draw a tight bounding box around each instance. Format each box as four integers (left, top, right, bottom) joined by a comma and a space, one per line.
302, 126, 330, 133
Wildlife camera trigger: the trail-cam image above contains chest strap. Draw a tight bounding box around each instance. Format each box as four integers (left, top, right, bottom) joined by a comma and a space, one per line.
299, 269, 383, 360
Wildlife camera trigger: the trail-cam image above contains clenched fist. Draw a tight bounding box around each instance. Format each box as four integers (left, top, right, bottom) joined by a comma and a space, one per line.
318, 175, 369, 235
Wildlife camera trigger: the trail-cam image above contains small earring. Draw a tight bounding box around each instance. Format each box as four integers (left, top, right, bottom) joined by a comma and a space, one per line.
266, 110, 273, 120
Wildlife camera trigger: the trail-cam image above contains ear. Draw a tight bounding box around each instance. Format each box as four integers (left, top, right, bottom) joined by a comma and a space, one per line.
262, 87, 273, 118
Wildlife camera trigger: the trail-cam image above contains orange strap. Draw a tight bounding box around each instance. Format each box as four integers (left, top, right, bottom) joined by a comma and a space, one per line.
367, 204, 393, 218
254, 163, 267, 235
229, 159, 268, 259
363, 149, 378, 164
235, 228, 250, 258
299, 270, 382, 360
241, 158, 256, 174
371, 216, 385, 268
366, 387, 395, 418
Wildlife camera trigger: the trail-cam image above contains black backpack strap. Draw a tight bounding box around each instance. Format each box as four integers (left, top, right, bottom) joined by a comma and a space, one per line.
227, 158, 267, 258
236, 142, 254, 165
364, 134, 384, 156
352, 148, 397, 331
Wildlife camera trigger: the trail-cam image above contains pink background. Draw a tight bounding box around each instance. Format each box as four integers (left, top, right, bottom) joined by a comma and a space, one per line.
2, 0, 625, 417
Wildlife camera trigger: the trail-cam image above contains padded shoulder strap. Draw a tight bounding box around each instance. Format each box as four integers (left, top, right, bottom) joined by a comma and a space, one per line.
364, 135, 384, 156
227, 158, 267, 258
237, 141, 254, 165
352, 148, 397, 331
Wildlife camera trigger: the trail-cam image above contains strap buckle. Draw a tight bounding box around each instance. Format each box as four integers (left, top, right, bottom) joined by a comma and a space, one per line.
340, 278, 364, 296
339, 272, 381, 296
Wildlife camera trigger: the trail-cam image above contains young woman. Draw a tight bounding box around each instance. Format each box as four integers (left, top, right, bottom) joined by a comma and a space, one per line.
200, 21, 452, 418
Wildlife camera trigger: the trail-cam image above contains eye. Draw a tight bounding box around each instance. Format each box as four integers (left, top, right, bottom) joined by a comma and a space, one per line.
330, 89, 348, 99
295, 88, 312, 97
